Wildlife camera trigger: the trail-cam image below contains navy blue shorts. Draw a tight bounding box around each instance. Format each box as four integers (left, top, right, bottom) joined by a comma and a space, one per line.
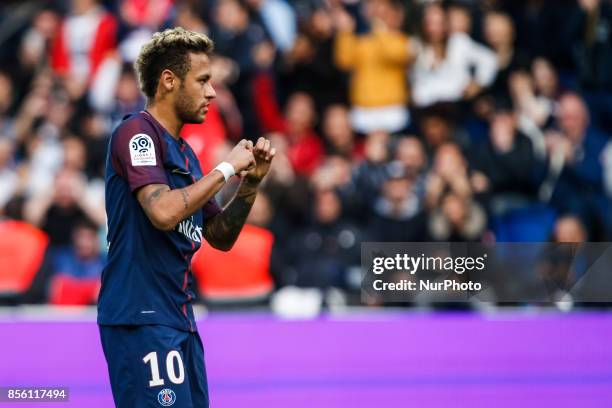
99, 325, 209, 408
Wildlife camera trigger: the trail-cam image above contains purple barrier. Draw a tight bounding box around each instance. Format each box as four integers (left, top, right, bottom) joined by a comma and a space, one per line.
1, 312, 611, 407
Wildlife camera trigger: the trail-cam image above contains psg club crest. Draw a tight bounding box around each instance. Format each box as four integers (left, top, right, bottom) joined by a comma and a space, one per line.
157, 388, 176, 406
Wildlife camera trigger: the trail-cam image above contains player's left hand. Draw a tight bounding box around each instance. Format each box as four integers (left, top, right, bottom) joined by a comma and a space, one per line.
242, 137, 276, 183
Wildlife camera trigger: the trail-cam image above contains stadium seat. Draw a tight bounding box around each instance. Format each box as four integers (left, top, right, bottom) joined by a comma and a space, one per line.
491, 204, 557, 242
0, 221, 49, 296
192, 224, 274, 302
48, 274, 100, 305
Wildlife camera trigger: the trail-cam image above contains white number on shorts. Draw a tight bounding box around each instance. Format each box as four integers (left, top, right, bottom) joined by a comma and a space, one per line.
143, 352, 165, 387
166, 350, 185, 384
143, 351, 185, 387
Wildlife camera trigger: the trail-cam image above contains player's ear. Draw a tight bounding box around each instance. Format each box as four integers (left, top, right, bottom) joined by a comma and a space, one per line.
159, 69, 176, 93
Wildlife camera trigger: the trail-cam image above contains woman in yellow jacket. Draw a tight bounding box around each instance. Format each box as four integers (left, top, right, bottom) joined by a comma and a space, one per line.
333, 0, 412, 134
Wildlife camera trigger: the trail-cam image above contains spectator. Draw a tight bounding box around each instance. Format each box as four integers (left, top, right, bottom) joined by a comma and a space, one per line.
321, 104, 362, 160
16, 85, 71, 197
505, 58, 564, 139
425, 142, 486, 241
61, 136, 87, 173
393, 135, 428, 200
507, 0, 574, 69
283, 6, 348, 110
417, 107, 460, 153
507, 69, 552, 158
471, 102, 541, 214
343, 130, 391, 218
532, 57, 563, 111
410, 2, 497, 108
286, 189, 362, 288
12, 70, 52, 144
425, 142, 473, 209
447, 2, 473, 35
483, 10, 530, 101
108, 63, 145, 125
570, 0, 612, 132
538, 215, 589, 300
212, 0, 272, 137
394, 135, 427, 180
552, 214, 589, 243
429, 192, 487, 242
24, 168, 104, 248
245, 0, 297, 53
52, 220, 105, 279
19, 8, 60, 68
172, 2, 207, 34
282, 92, 324, 177
9, 9, 58, 121
545, 92, 612, 238
333, 0, 412, 134
310, 155, 352, 193
69, 112, 107, 185
50, 0, 118, 101
367, 165, 428, 242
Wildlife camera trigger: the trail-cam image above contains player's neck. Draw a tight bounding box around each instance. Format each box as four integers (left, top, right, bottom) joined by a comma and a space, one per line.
145, 104, 183, 140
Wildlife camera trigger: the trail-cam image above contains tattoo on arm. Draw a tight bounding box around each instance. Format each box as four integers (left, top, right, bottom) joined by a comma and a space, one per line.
205, 185, 257, 250
145, 186, 169, 209
181, 189, 189, 210
136, 184, 170, 230
222, 195, 254, 230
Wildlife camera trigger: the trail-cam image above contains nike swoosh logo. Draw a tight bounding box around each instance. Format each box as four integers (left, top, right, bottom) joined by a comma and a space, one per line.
171, 168, 191, 175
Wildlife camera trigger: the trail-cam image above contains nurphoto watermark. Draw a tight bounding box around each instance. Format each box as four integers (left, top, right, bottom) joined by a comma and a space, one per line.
361, 242, 612, 304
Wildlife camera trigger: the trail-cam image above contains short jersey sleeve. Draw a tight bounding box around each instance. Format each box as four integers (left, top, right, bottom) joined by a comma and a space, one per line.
111, 116, 168, 192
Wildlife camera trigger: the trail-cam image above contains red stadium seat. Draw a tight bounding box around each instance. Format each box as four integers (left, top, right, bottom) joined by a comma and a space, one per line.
49, 274, 100, 305
192, 224, 274, 302
0, 221, 49, 295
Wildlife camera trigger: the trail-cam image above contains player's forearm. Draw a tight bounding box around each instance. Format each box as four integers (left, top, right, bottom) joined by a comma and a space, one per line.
138, 171, 226, 231
203, 177, 259, 251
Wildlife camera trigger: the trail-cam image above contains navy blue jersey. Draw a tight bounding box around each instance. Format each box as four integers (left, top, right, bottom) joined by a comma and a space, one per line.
98, 111, 221, 332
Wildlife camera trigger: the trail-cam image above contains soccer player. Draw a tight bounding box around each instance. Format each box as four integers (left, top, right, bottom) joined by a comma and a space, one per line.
97, 27, 275, 408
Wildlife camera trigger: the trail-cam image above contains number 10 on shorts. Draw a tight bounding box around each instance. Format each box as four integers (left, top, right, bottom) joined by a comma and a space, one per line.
143, 351, 185, 387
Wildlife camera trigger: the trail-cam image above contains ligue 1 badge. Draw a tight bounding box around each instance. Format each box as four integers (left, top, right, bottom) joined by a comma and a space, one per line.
157, 388, 176, 406
129, 133, 157, 166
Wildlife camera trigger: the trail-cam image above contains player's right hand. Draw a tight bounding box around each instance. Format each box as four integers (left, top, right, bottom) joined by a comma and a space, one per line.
226, 139, 256, 173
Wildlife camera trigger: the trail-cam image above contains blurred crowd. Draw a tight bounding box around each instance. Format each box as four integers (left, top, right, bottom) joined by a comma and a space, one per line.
0, 0, 611, 303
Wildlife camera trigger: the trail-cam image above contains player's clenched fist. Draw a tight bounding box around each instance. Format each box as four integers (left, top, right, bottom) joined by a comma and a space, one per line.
225, 139, 256, 173
243, 137, 276, 183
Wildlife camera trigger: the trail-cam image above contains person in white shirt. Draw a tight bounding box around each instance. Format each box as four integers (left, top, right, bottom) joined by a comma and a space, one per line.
410, 2, 498, 108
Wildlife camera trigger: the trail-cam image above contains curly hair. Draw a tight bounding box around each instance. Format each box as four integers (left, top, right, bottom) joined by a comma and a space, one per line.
134, 27, 214, 100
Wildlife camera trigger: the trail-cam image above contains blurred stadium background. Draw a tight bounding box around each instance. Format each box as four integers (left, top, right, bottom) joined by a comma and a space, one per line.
0, 0, 611, 406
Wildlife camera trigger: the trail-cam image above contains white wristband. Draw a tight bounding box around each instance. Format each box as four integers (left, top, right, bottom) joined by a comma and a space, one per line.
213, 161, 235, 182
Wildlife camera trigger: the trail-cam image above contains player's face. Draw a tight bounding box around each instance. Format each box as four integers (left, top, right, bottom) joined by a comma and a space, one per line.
175, 52, 216, 124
